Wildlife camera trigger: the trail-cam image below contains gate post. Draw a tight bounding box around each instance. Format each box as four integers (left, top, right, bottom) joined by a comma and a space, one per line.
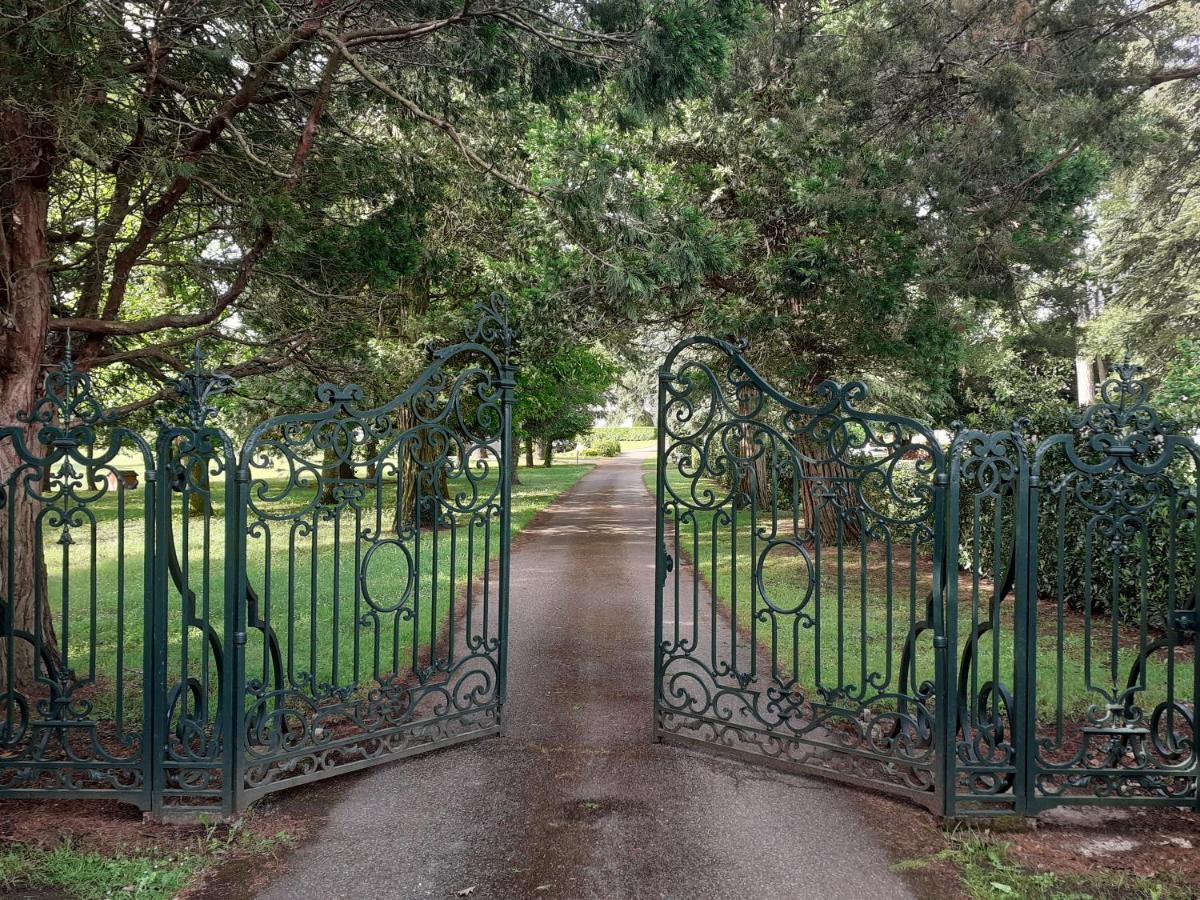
933, 468, 953, 817
147, 432, 168, 820
652, 370, 668, 741
496, 358, 517, 729
1018, 462, 1039, 817
222, 462, 244, 817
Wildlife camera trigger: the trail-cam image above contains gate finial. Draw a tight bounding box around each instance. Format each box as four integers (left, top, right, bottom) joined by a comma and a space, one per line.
172, 342, 234, 429
467, 292, 513, 362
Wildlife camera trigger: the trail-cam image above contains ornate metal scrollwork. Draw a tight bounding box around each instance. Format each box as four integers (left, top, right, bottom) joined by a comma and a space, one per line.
655, 336, 945, 808
235, 297, 513, 799
1025, 359, 1198, 806
0, 338, 154, 801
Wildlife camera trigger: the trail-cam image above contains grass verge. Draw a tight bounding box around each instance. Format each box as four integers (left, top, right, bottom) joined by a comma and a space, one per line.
0, 818, 290, 900
895, 830, 1193, 900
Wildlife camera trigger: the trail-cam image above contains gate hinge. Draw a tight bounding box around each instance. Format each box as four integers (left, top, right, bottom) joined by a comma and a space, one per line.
1171, 609, 1198, 632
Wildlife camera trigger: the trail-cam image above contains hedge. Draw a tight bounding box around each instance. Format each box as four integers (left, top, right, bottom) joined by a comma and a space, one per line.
580, 426, 655, 445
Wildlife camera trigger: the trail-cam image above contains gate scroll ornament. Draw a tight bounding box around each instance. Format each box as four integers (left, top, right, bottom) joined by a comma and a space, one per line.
0, 297, 516, 818
947, 359, 1198, 816
655, 338, 1199, 817
653, 336, 948, 810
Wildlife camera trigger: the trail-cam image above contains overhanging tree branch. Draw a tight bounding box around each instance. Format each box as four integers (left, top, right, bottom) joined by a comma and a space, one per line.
324, 31, 539, 197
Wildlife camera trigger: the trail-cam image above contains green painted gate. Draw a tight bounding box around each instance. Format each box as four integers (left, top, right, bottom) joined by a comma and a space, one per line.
654, 336, 1199, 816
0, 297, 515, 818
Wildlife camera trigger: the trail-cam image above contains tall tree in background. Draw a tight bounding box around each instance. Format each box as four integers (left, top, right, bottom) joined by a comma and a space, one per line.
0, 0, 748, 686
515, 345, 620, 466
510, 0, 1198, 537
1087, 73, 1200, 372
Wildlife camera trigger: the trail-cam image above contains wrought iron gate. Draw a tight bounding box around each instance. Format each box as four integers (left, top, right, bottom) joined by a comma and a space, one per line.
654, 336, 1199, 816
0, 297, 515, 818
947, 362, 1199, 816
653, 336, 948, 810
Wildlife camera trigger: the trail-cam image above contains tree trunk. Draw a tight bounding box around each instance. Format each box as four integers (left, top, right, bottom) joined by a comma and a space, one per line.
365, 438, 378, 479
0, 106, 60, 690
509, 450, 521, 486
1075, 355, 1096, 408
394, 406, 447, 530
541, 441, 553, 467
187, 458, 213, 515
524, 436, 534, 468
737, 386, 772, 510
320, 445, 354, 505
791, 432, 862, 545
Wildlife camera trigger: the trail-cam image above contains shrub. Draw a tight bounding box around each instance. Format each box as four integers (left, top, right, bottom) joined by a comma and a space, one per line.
582, 426, 655, 445
595, 438, 621, 457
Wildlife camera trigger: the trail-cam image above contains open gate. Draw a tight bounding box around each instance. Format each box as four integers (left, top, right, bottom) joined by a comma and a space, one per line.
0, 297, 515, 818
654, 337, 1199, 816
653, 336, 947, 810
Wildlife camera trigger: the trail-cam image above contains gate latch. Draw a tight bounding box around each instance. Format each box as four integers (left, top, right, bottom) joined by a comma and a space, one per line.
1171, 609, 1198, 632
662, 552, 674, 574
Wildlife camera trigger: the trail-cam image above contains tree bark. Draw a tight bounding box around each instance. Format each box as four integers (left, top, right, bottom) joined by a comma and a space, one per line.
791, 431, 862, 545
524, 435, 534, 468
320, 445, 354, 505
394, 406, 447, 530
1075, 355, 1096, 408
541, 441, 553, 467
187, 458, 213, 515
736, 386, 773, 510
0, 106, 60, 690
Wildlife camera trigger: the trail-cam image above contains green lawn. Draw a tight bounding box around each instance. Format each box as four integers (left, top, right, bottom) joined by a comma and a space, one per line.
0, 820, 291, 900
646, 459, 1193, 723
42, 463, 593, 729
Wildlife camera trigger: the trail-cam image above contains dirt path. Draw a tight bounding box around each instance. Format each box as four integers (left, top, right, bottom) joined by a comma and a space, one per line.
254, 452, 913, 899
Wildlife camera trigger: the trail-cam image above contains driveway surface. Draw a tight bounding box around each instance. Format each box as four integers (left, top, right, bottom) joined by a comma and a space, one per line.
258, 451, 913, 899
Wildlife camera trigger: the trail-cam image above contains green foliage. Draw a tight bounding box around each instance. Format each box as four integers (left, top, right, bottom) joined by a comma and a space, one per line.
1157, 339, 1200, 431
584, 425, 656, 444
622, 0, 750, 113
11, 0, 757, 421
515, 346, 621, 449
0, 844, 198, 900
594, 438, 622, 457
1086, 27, 1200, 375
0, 821, 291, 900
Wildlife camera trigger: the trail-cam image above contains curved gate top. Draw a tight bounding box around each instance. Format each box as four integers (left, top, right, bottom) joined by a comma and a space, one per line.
653, 336, 948, 809
654, 337, 1199, 817
0, 296, 516, 819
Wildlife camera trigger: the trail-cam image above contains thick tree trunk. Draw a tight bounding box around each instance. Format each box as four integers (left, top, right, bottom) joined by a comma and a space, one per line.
524, 436, 534, 468
187, 458, 213, 515
394, 407, 447, 530
320, 445, 354, 505
736, 387, 772, 509
791, 432, 861, 545
541, 441, 553, 467
0, 106, 60, 691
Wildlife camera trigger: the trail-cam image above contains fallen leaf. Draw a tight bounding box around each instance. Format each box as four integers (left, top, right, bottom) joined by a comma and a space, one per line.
456, 888, 475, 897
